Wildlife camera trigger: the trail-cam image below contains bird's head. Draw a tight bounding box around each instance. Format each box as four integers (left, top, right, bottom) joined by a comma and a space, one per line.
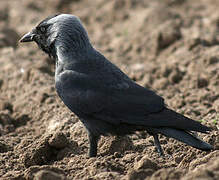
20, 14, 91, 58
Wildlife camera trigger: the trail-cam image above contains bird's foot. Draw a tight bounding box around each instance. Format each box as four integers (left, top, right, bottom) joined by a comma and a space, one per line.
88, 133, 99, 157
157, 148, 164, 157
153, 134, 164, 157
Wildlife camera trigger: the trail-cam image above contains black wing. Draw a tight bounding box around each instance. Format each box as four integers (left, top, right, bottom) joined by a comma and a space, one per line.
56, 69, 164, 125
56, 69, 210, 133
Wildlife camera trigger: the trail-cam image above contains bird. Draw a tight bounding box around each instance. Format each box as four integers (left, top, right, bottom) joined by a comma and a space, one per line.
20, 14, 213, 157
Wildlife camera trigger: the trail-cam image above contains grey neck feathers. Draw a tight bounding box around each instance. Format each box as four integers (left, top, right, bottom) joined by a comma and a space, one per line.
54, 28, 92, 61
54, 34, 93, 65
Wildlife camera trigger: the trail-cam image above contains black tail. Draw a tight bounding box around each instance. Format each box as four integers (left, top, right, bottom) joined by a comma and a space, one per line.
134, 108, 212, 133
152, 127, 213, 151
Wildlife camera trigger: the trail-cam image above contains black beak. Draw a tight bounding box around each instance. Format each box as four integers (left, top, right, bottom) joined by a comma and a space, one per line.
20, 32, 35, 43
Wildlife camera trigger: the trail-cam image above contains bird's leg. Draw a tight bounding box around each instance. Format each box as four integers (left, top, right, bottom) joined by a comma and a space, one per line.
88, 133, 99, 157
153, 134, 164, 156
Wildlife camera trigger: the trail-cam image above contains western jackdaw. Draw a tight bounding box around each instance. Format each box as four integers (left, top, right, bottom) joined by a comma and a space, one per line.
20, 14, 213, 157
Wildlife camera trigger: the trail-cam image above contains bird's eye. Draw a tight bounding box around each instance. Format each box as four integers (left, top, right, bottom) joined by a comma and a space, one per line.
40, 26, 46, 33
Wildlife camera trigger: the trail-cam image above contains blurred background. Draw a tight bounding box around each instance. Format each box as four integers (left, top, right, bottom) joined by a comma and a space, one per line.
0, 0, 218, 179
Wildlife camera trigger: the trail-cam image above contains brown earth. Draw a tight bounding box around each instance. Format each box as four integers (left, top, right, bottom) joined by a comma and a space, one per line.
0, 0, 219, 179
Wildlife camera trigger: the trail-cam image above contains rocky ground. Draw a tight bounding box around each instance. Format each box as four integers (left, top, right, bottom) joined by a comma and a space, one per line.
0, 0, 218, 179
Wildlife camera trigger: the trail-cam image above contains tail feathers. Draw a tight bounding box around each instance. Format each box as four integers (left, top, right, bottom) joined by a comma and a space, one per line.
153, 127, 213, 151
141, 108, 212, 133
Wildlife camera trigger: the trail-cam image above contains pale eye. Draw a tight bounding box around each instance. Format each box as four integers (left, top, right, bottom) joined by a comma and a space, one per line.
40, 26, 46, 33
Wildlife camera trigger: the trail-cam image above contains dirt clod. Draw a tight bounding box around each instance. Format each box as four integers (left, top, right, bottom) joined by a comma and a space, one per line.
0, 140, 11, 153
0, 28, 20, 48
100, 136, 134, 155
168, 68, 184, 84
157, 22, 181, 52
24, 166, 66, 180
34, 170, 66, 180
128, 169, 154, 180
197, 77, 209, 88
0, 100, 13, 112
48, 132, 69, 149
22, 138, 53, 168
150, 168, 183, 180
134, 156, 159, 171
